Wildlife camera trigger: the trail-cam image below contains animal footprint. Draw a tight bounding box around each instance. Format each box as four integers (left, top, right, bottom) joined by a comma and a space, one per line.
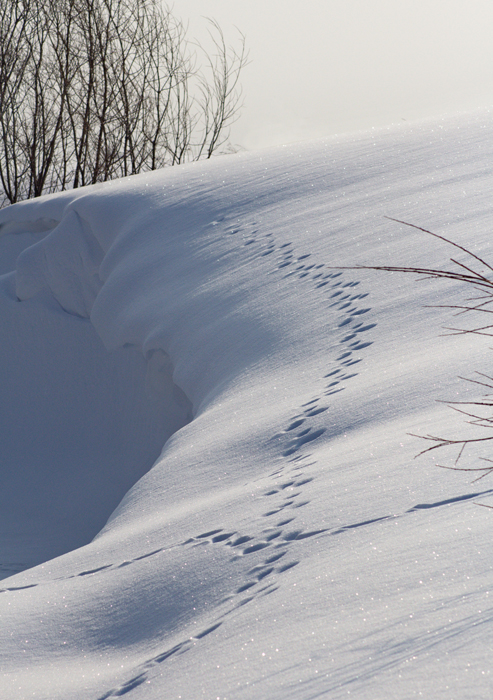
282, 428, 326, 456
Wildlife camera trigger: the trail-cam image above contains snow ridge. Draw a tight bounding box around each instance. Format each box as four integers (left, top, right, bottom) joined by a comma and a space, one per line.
3, 112, 493, 699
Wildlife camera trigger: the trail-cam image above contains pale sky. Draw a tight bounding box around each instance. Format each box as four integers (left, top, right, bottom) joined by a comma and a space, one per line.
177, 0, 493, 149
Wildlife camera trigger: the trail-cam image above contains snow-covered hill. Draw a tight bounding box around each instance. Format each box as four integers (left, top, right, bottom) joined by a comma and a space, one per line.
2, 110, 493, 699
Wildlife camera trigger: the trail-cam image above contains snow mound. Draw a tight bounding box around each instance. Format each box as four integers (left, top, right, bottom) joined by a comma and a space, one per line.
2, 110, 493, 699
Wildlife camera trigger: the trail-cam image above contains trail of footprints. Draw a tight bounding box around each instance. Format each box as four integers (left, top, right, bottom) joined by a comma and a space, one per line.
3, 217, 382, 697
92, 484, 493, 700
225, 215, 377, 377
222, 216, 376, 459
88, 219, 382, 696
4, 218, 493, 697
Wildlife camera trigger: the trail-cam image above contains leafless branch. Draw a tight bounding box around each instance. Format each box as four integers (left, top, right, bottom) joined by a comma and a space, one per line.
0, 0, 247, 205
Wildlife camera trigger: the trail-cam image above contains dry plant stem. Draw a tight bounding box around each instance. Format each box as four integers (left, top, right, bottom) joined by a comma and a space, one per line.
334, 217, 493, 481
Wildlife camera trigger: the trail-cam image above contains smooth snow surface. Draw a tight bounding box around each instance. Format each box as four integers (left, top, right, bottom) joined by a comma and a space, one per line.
2, 110, 493, 699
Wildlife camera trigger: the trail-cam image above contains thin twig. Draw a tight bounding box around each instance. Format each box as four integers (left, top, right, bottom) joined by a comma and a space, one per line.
336, 217, 493, 482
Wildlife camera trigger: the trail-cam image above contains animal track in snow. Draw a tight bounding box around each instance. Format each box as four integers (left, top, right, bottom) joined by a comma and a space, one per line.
11, 485, 492, 600
63, 479, 493, 700
10, 217, 382, 697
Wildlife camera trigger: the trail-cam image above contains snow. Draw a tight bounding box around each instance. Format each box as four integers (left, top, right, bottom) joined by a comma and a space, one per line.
2, 109, 493, 699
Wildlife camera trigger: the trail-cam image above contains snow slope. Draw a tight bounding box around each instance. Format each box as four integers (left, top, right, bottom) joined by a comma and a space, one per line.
2, 110, 493, 699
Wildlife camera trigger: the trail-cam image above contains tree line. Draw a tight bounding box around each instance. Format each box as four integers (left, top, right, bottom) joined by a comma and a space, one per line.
0, 0, 247, 206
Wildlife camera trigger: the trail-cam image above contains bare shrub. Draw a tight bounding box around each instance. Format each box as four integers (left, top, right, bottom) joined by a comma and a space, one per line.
0, 0, 247, 206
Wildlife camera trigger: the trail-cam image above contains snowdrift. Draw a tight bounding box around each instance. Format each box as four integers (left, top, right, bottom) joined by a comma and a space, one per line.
2, 110, 493, 699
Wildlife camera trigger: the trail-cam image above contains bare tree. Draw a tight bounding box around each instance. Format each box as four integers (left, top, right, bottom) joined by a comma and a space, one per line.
0, 0, 247, 206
